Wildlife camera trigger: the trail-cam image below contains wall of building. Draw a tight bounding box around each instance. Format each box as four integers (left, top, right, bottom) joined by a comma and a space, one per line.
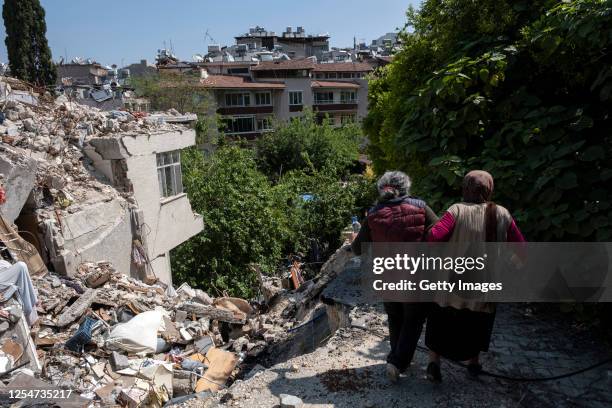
276, 78, 313, 120
87, 129, 204, 286
48, 198, 134, 277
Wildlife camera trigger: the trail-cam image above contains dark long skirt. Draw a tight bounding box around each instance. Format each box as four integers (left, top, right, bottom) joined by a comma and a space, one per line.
425, 304, 495, 361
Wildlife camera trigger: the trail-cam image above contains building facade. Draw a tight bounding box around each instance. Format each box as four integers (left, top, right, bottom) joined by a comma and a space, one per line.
84, 129, 204, 285
200, 59, 372, 138
235, 26, 330, 60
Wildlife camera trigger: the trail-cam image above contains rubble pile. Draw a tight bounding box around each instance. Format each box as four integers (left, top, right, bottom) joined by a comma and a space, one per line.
0, 75, 189, 210
1, 76, 186, 151
20, 261, 288, 406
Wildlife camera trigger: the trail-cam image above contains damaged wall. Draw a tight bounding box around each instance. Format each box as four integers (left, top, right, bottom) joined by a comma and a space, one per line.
0, 149, 37, 223
47, 198, 134, 278
87, 129, 204, 285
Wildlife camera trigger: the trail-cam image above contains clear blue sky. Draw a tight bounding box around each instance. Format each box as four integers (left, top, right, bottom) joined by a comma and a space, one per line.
0, 0, 417, 67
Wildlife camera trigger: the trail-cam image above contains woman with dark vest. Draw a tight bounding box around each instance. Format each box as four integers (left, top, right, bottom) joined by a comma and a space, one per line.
425, 170, 525, 383
352, 171, 438, 383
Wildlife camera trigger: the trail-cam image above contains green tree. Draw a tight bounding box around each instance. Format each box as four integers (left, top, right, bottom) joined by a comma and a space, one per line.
171, 146, 290, 298
365, 0, 612, 241
3, 0, 56, 86
130, 73, 214, 115
256, 109, 363, 180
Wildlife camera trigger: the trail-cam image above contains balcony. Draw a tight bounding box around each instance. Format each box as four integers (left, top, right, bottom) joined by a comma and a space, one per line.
313, 99, 359, 111
217, 105, 274, 115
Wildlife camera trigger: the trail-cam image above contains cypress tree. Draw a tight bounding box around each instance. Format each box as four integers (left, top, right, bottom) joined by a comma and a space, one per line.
3, 0, 56, 86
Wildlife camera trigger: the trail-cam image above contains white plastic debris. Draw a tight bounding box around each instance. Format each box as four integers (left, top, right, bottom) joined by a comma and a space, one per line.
105, 309, 168, 354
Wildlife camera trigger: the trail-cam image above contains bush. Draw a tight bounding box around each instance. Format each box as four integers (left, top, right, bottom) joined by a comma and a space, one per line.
171, 146, 289, 298
256, 109, 363, 180
365, 0, 612, 241
171, 149, 375, 297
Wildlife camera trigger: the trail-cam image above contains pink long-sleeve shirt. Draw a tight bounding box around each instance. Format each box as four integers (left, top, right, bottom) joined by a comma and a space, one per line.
427, 211, 525, 242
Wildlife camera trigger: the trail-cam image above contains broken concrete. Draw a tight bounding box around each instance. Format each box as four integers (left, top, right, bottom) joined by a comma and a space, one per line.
0, 75, 202, 284
0, 148, 37, 223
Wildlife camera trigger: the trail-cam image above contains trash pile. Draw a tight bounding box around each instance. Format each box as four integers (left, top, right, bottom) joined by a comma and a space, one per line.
20, 261, 288, 407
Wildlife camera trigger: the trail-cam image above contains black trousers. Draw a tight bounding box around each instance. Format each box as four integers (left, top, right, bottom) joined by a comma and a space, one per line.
384, 302, 431, 371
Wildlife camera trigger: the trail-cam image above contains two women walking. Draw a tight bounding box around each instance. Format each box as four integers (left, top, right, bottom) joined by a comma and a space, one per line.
352, 169, 525, 383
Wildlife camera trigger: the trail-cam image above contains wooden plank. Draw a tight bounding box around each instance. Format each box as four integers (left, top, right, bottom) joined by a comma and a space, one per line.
178, 302, 245, 324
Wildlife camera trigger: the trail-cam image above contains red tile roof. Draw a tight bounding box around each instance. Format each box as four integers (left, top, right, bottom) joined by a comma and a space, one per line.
311, 80, 360, 89
199, 75, 285, 89
313, 62, 374, 72
251, 58, 316, 71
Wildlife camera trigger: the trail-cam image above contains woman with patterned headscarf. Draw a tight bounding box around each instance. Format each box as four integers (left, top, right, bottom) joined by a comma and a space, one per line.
424, 170, 525, 383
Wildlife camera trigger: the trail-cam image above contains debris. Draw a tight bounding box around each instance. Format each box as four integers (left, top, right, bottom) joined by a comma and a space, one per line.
2, 339, 23, 362
110, 351, 130, 371
178, 302, 246, 324
106, 309, 168, 354
64, 316, 98, 352
194, 348, 239, 392
56, 288, 97, 327
280, 393, 304, 408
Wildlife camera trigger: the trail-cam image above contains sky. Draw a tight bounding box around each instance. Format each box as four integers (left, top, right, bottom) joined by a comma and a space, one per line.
0, 0, 417, 67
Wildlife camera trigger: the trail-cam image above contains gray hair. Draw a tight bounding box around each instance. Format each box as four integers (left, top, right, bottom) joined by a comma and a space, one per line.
377, 171, 411, 200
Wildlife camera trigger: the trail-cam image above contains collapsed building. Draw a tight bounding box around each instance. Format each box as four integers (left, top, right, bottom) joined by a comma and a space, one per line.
0, 75, 203, 286
0, 75, 361, 406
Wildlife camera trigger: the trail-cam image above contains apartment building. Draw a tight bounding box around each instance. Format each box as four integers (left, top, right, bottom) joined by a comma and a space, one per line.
199, 59, 373, 138
235, 26, 330, 60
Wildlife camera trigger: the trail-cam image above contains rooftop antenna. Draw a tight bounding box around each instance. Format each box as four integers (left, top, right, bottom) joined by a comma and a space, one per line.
170, 39, 174, 54
204, 29, 216, 46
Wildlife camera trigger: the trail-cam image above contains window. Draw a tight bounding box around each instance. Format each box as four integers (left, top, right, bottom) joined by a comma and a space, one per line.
340, 91, 356, 103
228, 67, 249, 75
342, 73, 353, 78
289, 91, 303, 105
255, 92, 271, 106
315, 73, 324, 79
325, 72, 337, 79
315, 91, 334, 104
257, 117, 273, 131
224, 116, 255, 134
157, 151, 183, 198
224, 93, 250, 107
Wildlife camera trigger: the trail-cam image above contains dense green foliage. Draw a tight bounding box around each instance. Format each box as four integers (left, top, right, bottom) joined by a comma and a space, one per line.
256, 110, 363, 179
365, 0, 612, 241
171, 147, 288, 297
171, 116, 373, 298
2, 0, 56, 86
